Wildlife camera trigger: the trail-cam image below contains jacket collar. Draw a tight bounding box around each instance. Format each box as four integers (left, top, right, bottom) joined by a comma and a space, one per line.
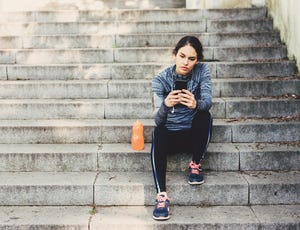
171, 65, 193, 80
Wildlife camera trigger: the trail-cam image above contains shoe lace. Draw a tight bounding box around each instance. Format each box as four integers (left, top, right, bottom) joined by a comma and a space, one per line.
156, 194, 168, 208
189, 162, 201, 175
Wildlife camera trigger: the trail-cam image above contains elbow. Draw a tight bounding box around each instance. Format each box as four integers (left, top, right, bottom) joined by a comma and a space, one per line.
207, 98, 212, 110
198, 98, 212, 111
154, 116, 163, 127
152, 108, 158, 118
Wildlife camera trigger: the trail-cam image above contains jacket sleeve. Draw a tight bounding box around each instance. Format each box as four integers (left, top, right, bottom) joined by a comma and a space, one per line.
196, 64, 212, 111
152, 77, 170, 126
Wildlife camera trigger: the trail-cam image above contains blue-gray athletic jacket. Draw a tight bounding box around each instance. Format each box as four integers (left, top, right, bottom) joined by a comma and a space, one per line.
152, 63, 212, 131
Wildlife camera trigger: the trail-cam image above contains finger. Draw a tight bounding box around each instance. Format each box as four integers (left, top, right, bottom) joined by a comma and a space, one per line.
181, 89, 192, 96
170, 90, 182, 95
180, 93, 193, 102
169, 97, 180, 105
180, 101, 192, 107
180, 93, 189, 99
179, 96, 190, 104
180, 95, 196, 107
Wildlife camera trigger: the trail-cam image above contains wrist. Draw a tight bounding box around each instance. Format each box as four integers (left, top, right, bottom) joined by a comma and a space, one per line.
164, 98, 172, 108
192, 100, 197, 109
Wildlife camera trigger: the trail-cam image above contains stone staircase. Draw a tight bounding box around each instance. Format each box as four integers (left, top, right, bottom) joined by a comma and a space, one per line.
0, 2, 299, 229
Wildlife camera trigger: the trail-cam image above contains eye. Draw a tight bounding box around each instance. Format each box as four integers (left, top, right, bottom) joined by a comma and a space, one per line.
189, 57, 196, 61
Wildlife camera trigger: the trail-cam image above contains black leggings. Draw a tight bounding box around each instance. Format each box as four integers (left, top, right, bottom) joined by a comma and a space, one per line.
151, 111, 213, 193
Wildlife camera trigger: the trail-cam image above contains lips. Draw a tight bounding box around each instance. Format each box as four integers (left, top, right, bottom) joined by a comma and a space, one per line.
181, 66, 189, 71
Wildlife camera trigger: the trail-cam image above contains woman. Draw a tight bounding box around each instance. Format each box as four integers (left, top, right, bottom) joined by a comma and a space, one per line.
151, 35, 213, 220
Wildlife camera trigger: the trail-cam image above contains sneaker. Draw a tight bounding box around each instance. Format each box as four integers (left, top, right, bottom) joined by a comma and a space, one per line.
188, 161, 204, 185
152, 192, 170, 220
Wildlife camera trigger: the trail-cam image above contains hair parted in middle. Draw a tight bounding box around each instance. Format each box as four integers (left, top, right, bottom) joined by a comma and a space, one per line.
173, 36, 204, 61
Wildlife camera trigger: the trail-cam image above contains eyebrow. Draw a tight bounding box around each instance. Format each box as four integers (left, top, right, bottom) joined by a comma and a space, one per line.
179, 52, 197, 59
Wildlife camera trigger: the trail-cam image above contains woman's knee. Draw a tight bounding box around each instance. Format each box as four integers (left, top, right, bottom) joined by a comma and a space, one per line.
192, 110, 212, 126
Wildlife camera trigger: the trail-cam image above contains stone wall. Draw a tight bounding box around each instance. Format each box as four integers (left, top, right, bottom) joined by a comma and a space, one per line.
186, 0, 299, 73
266, 0, 300, 72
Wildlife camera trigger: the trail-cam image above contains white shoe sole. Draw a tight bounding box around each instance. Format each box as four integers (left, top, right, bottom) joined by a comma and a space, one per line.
153, 215, 170, 221
153, 207, 170, 221
188, 180, 205, 185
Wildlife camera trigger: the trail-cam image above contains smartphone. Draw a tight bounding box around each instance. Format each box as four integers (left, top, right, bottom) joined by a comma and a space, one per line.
175, 79, 187, 91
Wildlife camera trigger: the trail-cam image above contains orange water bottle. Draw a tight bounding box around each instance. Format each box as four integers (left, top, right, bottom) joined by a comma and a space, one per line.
131, 120, 144, 150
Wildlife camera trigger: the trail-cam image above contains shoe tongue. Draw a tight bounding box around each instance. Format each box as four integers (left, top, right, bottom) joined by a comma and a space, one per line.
190, 162, 200, 168
158, 192, 167, 197
158, 194, 167, 201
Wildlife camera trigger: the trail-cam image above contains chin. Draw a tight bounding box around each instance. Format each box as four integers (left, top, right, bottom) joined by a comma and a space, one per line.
176, 69, 189, 76
180, 70, 190, 76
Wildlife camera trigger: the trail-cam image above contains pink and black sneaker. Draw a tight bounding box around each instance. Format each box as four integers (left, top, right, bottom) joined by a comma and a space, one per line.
188, 161, 204, 185
152, 192, 170, 220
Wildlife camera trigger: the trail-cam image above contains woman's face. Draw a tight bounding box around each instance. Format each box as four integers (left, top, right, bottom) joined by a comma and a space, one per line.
174, 44, 198, 76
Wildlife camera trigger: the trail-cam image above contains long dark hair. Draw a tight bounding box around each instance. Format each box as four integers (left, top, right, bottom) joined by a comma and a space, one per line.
173, 36, 204, 61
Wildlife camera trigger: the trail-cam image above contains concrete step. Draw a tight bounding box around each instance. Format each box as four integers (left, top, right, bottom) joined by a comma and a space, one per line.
1, 32, 280, 49
214, 60, 295, 78
0, 80, 111, 99
0, 171, 298, 205
0, 172, 96, 205
208, 18, 273, 33
1, 205, 299, 229
0, 78, 298, 99
239, 142, 300, 171
0, 119, 298, 144
1, 142, 298, 172
0, 21, 207, 36
0, 36, 24, 49
212, 46, 287, 61
0, 51, 15, 64
0, 98, 152, 119
0, 0, 186, 11
93, 205, 300, 229
0, 19, 273, 36
96, 142, 300, 172
3, 61, 296, 80
0, 66, 6, 80
0, 8, 267, 23
0, 46, 287, 64
223, 97, 300, 119
113, 46, 287, 63
115, 32, 281, 48
0, 144, 99, 172
95, 171, 300, 206
0, 97, 298, 119
0, 206, 91, 229
0, 79, 143, 99
4, 49, 115, 64
215, 77, 300, 97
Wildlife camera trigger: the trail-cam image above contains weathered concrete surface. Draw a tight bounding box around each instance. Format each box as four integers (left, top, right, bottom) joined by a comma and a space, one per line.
0, 80, 109, 99
0, 144, 99, 172
94, 171, 249, 206
0, 206, 91, 230
0, 65, 6, 80
0, 119, 298, 144
0, 205, 299, 230
239, 143, 300, 171
97, 143, 240, 172
243, 171, 300, 205
91, 205, 300, 229
0, 172, 96, 205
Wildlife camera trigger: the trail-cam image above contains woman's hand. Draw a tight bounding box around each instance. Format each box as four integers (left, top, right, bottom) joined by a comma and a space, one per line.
164, 90, 181, 107
179, 89, 197, 109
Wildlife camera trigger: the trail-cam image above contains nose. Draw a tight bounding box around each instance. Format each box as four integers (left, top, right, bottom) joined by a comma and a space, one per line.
183, 58, 188, 65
